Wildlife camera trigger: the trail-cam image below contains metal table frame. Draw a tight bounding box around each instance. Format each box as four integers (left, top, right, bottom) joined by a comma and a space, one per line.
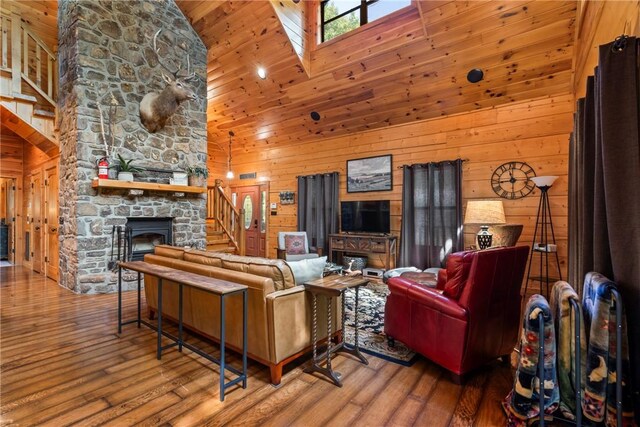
117, 263, 248, 401
304, 282, 369, 387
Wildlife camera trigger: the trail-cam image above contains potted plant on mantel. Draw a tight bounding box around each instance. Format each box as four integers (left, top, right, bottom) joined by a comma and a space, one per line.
187, 166, 208, 187
116, 154, 144, 182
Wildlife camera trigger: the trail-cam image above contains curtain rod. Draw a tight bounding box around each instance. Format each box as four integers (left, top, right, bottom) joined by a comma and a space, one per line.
396, 158, 468, 169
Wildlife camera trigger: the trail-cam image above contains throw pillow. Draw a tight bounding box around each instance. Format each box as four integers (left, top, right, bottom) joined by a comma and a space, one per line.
287, 256, 327, 286
284, 234, 306, 255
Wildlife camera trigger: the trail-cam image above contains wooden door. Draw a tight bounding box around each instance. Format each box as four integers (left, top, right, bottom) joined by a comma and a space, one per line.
236, 186, 261, 257
44, 166, 58, 280
30, 173, 43, 273
7, 179, 15, 263
0, 179, 13, 262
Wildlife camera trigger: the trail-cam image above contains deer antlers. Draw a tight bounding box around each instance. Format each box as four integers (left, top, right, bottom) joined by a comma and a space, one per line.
152, 29, 197, 82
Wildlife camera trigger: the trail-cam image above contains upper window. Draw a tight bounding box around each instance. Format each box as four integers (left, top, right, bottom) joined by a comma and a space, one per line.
320, 0, 411, 43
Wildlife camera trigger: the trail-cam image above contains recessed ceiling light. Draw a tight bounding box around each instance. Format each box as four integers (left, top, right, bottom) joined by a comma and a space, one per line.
257, 67, 267, 80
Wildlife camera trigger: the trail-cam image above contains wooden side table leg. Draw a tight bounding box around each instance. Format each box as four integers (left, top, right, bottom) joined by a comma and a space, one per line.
326, 296, 332, 372
304, 293, 342, 387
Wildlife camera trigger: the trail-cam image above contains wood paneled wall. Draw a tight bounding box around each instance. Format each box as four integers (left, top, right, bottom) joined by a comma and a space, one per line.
23, 140, 57, 172
0, 129, 57, 267
270, 0, 311, 75
0, 131, 24, 176
573, 0, 640, 98
230, 94, 573, 274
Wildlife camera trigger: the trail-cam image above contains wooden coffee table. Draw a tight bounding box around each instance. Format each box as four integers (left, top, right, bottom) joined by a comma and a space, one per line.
303, 275, 369, 387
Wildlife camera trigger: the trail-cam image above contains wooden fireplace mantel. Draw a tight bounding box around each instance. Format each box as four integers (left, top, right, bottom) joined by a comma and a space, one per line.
92, 179, 207, 194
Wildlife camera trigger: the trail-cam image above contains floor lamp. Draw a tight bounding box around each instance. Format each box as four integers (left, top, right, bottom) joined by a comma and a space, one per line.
524, 176, 562, 298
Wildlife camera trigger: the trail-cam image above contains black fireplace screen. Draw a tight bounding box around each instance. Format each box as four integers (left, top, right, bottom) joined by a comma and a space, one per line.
126, 217, 173, 261
109, 218, 173, 267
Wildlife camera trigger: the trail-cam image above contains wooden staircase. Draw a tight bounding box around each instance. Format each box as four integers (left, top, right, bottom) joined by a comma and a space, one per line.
205, 223, 238, 253
0, 11, 57, 151
206, 180, 245, 255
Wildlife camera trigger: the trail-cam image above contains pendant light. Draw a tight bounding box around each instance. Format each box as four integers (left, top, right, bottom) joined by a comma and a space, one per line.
226, 131, 234, 179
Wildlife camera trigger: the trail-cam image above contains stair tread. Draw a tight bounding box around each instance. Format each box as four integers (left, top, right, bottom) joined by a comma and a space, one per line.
207, 238, 230, 245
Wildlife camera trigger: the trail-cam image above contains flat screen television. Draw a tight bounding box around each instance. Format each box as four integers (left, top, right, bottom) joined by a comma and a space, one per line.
340, 200, 390, 234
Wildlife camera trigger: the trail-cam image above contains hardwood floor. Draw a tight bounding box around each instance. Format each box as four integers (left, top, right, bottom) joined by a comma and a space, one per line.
0, 267, 512, 426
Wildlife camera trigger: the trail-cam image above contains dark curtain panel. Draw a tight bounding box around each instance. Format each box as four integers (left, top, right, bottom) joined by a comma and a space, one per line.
569, 36, 640, 416
399, 159, 463, 269
297, 172, 339, 254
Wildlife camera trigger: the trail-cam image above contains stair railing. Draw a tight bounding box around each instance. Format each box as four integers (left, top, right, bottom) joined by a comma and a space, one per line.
207, 179, 245, 256
0, 12, 57, 107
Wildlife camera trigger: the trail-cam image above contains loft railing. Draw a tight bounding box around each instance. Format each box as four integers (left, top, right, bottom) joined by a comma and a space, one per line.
207, 179, 245, 256
0, 12, 57, 107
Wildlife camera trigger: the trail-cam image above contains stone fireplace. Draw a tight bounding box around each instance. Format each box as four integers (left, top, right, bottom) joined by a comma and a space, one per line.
57, 0, 207, 293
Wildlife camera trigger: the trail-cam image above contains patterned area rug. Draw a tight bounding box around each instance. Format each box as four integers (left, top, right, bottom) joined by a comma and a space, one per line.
343, 280, 417, 366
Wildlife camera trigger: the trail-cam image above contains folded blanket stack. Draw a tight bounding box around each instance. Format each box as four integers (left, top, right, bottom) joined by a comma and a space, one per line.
582, 272, 635, 426
550, 281, 587, 420
503, 294, 559, 426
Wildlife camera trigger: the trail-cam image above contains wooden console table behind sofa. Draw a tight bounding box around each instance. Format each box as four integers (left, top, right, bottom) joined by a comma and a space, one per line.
328, 233, 397, 270
143, 245, 342, 385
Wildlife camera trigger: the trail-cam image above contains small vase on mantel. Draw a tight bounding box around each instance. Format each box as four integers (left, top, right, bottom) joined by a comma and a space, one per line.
118, 172, 134, 182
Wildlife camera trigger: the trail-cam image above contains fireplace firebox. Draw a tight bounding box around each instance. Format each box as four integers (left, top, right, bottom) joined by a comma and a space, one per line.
126, 217, 173, 261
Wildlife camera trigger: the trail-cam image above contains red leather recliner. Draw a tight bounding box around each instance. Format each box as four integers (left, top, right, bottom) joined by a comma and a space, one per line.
384, 246, 529, 379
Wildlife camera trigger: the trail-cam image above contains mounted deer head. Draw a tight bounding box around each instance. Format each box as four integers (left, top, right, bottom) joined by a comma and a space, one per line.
139, 30, 198, 133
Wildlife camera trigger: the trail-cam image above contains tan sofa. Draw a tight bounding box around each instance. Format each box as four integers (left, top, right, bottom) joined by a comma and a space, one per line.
143, 245, 340, 385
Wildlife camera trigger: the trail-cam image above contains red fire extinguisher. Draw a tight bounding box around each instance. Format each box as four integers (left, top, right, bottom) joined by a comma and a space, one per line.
97, 157, 109, 179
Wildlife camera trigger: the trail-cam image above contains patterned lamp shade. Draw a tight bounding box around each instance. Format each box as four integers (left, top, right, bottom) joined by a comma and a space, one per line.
464, 200, 507, 250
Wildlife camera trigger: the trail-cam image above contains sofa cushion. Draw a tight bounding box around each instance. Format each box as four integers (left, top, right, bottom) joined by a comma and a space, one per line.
287, 256, 327, 286
183, 252, 223, 267
155, 245, 185, 260
284, 234, 306, 255
442, 250, 476, 300
182, 248, 296, 291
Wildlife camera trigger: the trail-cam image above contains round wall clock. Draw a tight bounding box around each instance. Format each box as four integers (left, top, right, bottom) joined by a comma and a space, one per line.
491, 162, 536, 199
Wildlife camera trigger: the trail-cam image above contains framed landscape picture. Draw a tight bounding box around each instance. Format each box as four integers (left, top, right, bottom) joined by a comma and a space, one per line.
347, 154, 393, 193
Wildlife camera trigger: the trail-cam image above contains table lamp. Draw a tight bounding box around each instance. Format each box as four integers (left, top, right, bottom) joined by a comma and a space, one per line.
464, 200, 506, 249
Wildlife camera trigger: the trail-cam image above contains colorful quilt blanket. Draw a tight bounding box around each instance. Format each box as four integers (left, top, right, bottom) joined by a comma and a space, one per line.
581, 272, 635, 426
503, 294, 559, 426
550, 281, 587, 420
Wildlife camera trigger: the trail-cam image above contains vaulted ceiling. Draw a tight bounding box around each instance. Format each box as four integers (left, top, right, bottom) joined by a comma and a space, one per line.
176, 0, 577, 155
4, 1, 577, 156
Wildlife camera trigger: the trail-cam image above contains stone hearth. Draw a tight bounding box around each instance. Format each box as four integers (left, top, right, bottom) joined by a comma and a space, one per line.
57, 0, 207, 293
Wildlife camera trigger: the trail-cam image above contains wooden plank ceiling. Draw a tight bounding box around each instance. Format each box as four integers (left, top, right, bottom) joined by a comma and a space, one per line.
177, 0, 576, 155
3, 1, 576, 156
